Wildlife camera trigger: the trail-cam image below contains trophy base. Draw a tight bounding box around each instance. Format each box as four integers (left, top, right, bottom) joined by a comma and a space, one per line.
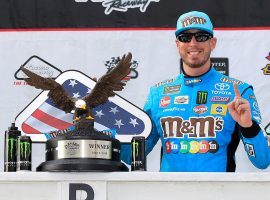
36, 158, 129, 172
37, 122, 129, 172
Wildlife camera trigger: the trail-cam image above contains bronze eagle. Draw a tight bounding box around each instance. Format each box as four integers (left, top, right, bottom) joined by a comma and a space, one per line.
21, 53, 132, 124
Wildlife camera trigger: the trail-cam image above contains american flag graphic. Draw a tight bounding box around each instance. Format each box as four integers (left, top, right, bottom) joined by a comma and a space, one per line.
15, 70, 152, 143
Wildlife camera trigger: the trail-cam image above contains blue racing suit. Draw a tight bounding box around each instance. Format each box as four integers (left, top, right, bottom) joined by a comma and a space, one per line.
121, 67, 270, 172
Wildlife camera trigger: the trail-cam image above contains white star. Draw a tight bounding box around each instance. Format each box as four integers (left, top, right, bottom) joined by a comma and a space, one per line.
129, 118, 139, 127
95, 110, 104, 118
86, 88, 91, 94
73, 92, 81, 98
69, 80, 78, 88
114, 119, 124, 129
110, 106, 119, 115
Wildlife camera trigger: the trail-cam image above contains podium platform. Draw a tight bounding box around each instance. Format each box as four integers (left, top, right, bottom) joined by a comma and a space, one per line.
0, 172, 270, 200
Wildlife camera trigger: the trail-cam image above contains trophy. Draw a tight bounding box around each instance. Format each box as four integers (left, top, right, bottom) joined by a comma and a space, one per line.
21, 53, 132, 172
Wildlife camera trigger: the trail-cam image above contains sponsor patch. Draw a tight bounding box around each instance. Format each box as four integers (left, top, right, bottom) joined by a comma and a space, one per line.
196, 91, 208, 104
182, 16, 207, 28
210, 104, 228, 116
220, 77, 243, 85
174, 95, 189, 104
164, 139, 219, 154
214, 83, 230, 91
253, 102, 259, 111
162, 107, 186, 113
246, 143, 255, 157
249, 95, 256, 100
185, 79, 202, 85
252, 111, 262, 124
163, 85, 181, 94
193, 105, 208, 114
160, 96, 171, 107
267, 136, 270, 147
160, 116, 224, 138
211, 90, 232, 95
155, 78, 175, 87
211, 96, 230, 102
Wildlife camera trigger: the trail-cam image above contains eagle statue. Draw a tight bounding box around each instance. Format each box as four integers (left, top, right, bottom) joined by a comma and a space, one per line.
21, 53, 132, 131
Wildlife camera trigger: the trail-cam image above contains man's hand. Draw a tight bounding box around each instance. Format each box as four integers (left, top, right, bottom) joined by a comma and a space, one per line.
228, 83, 252, 127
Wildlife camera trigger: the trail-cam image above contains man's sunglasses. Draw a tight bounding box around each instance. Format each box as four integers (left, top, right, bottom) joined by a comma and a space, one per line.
177, 32, 213, 43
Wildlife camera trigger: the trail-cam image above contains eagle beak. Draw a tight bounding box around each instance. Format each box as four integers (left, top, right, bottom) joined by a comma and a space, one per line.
82, 105, 87, 110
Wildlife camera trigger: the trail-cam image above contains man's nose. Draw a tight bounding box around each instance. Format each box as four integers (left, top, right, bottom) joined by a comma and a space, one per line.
189, 36, 198, 44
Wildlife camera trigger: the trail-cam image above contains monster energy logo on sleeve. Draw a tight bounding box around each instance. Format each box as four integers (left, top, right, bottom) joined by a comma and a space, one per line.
196, 91, 208, 104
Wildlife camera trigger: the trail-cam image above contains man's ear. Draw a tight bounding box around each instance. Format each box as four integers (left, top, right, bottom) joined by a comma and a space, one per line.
175, 39, 180, 47
211, 37, 217, 51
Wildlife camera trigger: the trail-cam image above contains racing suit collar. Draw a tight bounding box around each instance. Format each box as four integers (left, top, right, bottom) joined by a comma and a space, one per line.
179, 66, 217, 86
180, 62, 212, 78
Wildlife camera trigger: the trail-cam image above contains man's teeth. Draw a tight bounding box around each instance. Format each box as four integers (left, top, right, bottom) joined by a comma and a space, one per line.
189, 51, 200, 55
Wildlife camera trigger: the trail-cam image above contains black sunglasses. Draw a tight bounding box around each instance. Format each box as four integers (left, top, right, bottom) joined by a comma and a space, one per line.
177, 32, 213, 43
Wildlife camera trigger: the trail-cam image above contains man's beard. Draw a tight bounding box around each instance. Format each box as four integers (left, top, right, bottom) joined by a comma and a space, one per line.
182, 51, 211, 68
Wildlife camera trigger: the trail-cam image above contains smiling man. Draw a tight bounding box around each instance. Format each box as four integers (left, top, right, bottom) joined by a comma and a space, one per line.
175, 11, 217, 76
121, 11, 270, 172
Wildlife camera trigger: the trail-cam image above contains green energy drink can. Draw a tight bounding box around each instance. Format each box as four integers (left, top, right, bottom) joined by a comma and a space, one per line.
131, 136, 146, 171
17, 136, 32, 171
4, 123, 21, 172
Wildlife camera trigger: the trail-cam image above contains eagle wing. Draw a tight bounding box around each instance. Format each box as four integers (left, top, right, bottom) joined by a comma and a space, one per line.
21, 67, 75, 113
83, 52, 132, 107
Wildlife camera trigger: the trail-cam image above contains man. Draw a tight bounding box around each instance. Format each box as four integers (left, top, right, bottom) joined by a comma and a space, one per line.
122, 11, 270, 172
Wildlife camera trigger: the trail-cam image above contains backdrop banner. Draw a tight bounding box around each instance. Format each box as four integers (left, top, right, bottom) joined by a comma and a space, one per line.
0, 0, 269, 28
0, 0, 270, 172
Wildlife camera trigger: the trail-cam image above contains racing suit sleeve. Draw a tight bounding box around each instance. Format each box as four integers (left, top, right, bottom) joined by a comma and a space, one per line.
143, 87, 161, 155
238, 86, 270, 169
120, 87, 160, 165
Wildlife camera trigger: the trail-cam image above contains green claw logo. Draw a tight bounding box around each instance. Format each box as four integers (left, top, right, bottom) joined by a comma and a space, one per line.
196, 91, 208, 104
20, 142, 31, 159
8, 138, 17, 159
132, 141, 139, 157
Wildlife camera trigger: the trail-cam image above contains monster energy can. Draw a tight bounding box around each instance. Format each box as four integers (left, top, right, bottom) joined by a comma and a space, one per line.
17, 135, 32, 171
4, 123, 21, 172
131, 136, 146, 171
